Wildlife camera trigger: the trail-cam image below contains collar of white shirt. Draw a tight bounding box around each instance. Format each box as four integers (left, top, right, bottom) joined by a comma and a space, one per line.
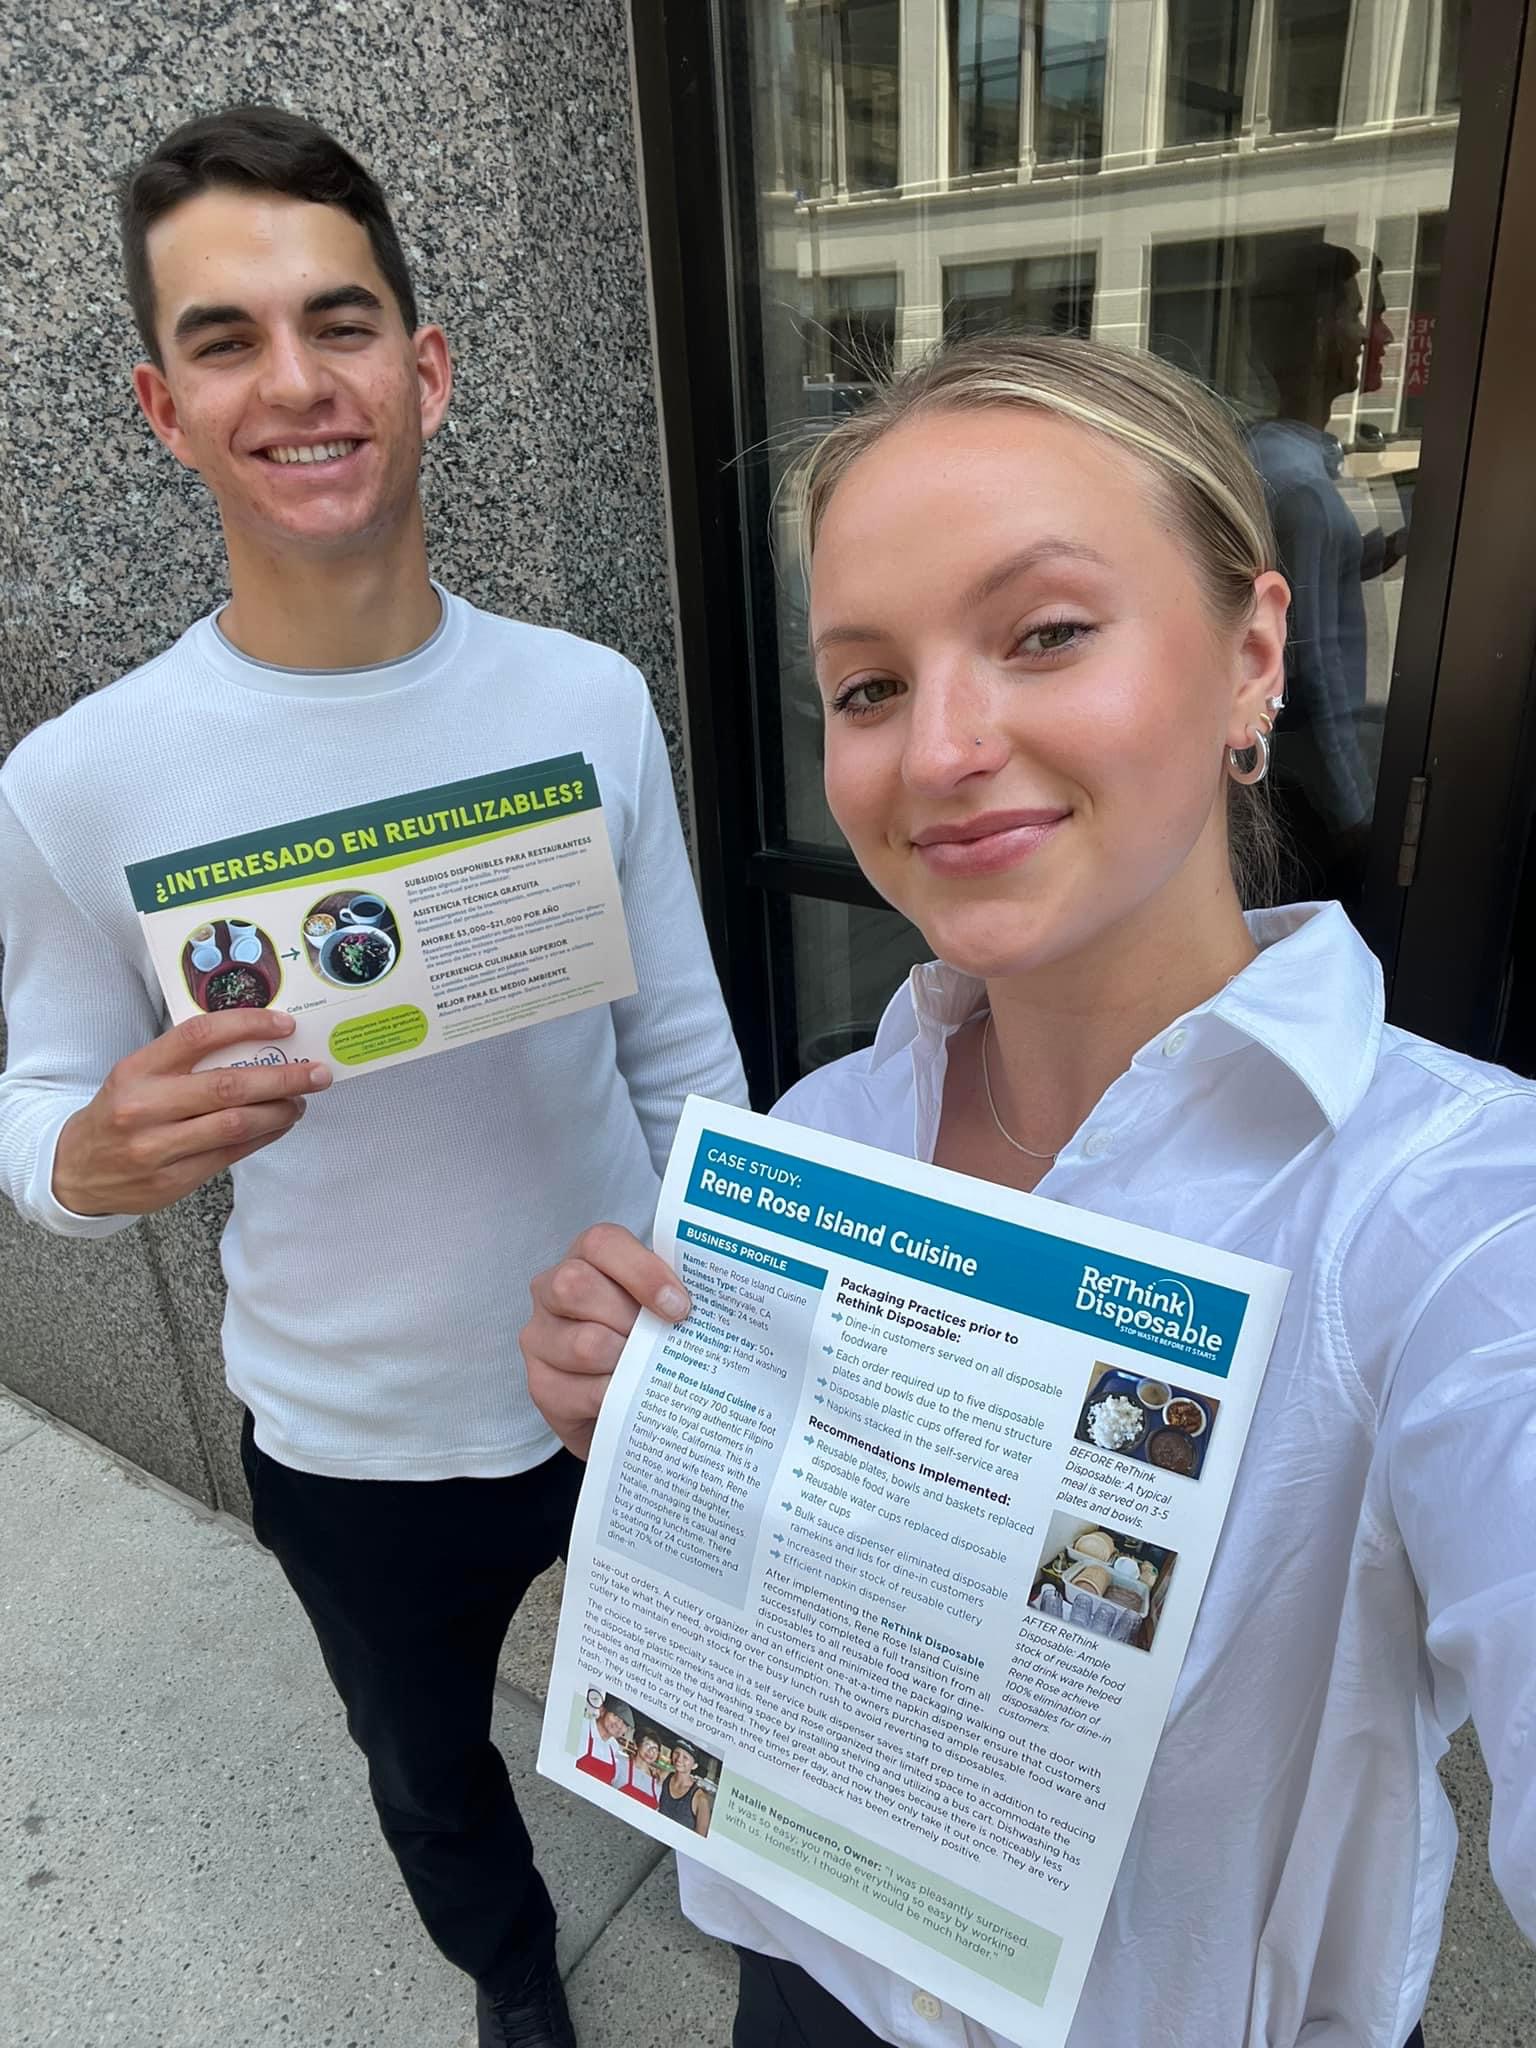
865, 899, 1381, 1139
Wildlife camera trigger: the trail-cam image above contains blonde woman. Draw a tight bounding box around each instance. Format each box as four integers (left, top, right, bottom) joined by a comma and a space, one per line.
521, 337, 1534, 2048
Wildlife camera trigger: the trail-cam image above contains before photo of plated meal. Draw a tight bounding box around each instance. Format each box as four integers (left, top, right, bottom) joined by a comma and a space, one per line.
1030, 1512, 1178, 1653
179, 916, 282, 1012
300, 889, 402, 992
1073, 1361, 1219, 1481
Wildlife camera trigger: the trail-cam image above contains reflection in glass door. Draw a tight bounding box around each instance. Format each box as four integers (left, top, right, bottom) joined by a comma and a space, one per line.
707, 3, 1480, 1081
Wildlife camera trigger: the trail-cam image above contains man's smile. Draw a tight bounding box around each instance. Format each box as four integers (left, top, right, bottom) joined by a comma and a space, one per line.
255, 437, 365, 467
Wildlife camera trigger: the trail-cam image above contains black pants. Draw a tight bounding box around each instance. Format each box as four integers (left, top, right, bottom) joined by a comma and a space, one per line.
731, 1949, 1427, 2048
240, 1412, 583, 1994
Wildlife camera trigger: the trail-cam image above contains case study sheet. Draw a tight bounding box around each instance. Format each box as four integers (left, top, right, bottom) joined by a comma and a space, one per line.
126, 756, 636, 1081
540, 1097, 1290, 2047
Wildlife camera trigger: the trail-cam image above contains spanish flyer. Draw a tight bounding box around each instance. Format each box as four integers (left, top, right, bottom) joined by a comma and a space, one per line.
125, 756, 636, 1080
538, 1096, 1290, 2048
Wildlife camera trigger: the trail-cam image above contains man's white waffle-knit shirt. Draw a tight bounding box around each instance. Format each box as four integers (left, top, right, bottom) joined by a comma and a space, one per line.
0, 590, 747, 1478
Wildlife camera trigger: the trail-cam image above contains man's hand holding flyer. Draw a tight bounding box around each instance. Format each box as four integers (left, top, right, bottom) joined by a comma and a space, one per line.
127, 756, 636, 1079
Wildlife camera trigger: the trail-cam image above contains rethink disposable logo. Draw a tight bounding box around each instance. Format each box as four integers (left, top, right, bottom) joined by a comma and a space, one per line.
1076, 1265, 1225, 1363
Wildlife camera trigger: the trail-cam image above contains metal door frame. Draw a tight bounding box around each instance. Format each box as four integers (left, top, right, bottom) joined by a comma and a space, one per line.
1376, 1, 1536, 1056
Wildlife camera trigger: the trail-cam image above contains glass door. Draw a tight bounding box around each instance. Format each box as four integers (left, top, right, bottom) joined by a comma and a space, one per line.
634, 0, 1532, 1098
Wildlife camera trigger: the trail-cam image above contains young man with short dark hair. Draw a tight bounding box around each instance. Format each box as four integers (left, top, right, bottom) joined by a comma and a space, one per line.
0, 105, 745, 2048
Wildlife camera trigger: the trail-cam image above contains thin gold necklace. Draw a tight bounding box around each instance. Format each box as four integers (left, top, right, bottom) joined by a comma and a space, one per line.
980, 1012, 1060, 1163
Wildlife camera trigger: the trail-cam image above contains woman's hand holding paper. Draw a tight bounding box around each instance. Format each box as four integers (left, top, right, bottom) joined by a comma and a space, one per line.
521, 1222, 690, 1458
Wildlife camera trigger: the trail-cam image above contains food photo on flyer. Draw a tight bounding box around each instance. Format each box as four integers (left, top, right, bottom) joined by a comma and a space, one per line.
179, 915, 283, 1012
299, 887, 403, 991
1030, 1511, 1178, 1652
1074, 1360, 1220, 1481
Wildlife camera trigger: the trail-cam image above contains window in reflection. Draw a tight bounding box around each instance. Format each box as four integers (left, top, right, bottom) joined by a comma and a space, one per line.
1166, 0, 1254, 146
949, 2, 1109, 175
1271, 0, 1352, 133
1385, 0, 1466, 120
841, 0, 903, 190
944, 254, 1096, 339
805, 272, 900, 412
1037, 1, 1110, 163
951, 0, 1025, 174
785, 8, 829, 194
1150, 228, 1331, 393
1436, 2, 1463, 111
785, 1, 902, 196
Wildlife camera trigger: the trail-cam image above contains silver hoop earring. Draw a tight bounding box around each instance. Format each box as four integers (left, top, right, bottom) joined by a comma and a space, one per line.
1227, 693, 1284, 787
1228, 728, 1269, 785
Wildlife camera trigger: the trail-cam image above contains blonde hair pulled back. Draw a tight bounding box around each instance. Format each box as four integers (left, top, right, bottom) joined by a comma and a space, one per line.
787, 333, 1285, 905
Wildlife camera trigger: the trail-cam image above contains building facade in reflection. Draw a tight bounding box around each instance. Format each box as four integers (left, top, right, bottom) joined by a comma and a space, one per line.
745, 0, 1457, 949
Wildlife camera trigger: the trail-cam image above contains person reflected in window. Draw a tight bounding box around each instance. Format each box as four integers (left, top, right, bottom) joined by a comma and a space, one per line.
1361, 254, 1395, 401
1245, 243, 1404, 898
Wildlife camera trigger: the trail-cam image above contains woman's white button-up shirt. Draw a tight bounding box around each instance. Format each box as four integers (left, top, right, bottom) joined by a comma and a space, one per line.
679, 902, 1536, 2048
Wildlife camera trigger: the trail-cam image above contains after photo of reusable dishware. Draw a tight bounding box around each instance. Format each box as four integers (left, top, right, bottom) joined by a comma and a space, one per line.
1030, 1513, 1178, 1653
300, 889, 402, 991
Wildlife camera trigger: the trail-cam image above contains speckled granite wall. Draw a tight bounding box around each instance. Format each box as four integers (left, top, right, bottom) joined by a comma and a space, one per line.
0, 1, 679, 1508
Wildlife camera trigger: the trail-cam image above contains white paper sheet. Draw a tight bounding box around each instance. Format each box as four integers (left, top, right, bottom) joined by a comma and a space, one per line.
126, 756, 636, 1080
540, 1096, 1289, 2046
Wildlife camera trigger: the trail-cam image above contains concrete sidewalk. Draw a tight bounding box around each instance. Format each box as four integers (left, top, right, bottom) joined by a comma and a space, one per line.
0, 1388, 733, 2048
2, 1386, 1531, 2046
